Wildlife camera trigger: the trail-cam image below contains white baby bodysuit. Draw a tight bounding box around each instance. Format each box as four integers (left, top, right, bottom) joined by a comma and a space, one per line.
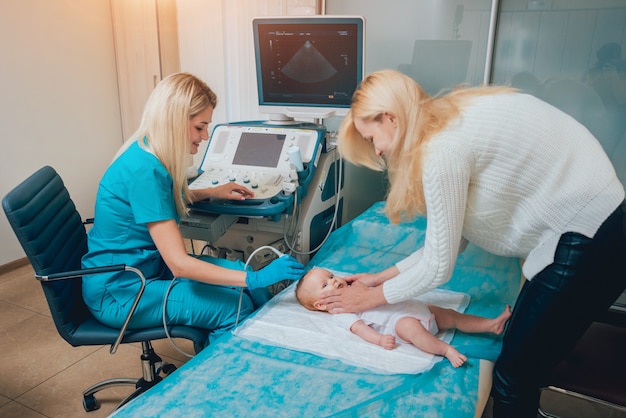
333, 300, 439, 344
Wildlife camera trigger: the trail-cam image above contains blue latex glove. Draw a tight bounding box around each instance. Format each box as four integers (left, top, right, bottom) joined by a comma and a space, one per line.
245, 255, 305, 290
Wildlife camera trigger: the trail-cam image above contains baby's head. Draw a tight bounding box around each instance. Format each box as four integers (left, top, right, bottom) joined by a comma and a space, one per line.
295, 267, 348, 311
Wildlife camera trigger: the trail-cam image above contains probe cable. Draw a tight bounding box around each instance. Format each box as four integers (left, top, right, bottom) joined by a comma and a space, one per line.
162, 245, 286, 357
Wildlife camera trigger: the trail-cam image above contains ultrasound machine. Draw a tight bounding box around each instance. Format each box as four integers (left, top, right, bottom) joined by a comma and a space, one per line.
180, 16, 364, 270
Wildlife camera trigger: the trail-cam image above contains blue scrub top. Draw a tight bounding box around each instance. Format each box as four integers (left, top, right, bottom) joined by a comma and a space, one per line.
82, 140, 181, 309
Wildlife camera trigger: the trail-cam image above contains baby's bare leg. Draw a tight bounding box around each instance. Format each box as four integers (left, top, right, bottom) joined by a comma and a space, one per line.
428, 305, 512, 335
395, 316, 467, 367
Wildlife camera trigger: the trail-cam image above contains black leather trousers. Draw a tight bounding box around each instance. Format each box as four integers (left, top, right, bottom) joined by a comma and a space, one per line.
491, 202, 626, 417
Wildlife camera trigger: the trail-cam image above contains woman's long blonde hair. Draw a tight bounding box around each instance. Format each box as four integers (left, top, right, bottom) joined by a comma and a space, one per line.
338, 69, 514, 223
115, 73, 217, 216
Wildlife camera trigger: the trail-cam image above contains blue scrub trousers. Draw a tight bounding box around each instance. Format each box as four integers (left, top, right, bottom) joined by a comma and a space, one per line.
96, 255, 271, 348
491, 202, 626, 417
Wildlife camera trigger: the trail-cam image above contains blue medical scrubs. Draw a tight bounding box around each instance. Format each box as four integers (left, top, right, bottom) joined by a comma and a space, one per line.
82, 140, 259, 345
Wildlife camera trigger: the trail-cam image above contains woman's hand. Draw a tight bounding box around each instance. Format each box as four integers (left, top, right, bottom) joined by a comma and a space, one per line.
320, 266, 398, 313
191, 183, 255, 202
342, 272, 382, 287
344, 266, 399, 286
319, 280, 387, 313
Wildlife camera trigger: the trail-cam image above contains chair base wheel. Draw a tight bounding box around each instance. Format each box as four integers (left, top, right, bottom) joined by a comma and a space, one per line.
161, 363, 177, 375
83, 394, 100, 412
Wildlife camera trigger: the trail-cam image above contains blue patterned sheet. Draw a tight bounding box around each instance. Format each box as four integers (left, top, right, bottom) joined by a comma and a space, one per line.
112, 202, 521, 417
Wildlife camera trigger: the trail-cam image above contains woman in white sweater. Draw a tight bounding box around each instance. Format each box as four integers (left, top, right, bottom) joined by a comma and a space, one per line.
323, 69, 626, 416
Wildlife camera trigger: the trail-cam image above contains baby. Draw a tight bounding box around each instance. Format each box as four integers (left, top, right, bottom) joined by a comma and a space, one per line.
295, 267, 512, 367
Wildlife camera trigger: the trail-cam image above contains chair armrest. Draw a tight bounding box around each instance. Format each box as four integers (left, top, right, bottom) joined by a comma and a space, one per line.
36, 264, 147, 355
36, 264, 127, 281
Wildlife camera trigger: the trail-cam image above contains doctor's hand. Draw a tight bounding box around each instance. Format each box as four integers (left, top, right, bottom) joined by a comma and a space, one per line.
245, 255, 305, 290
190, 183, 255, 202
319, 281, 387, 314
210, 183, 255, 200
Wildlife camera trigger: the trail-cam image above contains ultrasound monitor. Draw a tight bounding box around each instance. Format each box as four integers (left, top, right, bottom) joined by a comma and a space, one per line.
252, 15, 365, 123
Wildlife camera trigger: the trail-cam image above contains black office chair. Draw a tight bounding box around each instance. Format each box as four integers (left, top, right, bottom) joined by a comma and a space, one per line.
538, 321, 626, 417
2, 166, 209, 413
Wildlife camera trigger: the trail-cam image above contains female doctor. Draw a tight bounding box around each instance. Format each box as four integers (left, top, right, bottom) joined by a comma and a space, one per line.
322, 69, 626, 416
82, 73, 304, 347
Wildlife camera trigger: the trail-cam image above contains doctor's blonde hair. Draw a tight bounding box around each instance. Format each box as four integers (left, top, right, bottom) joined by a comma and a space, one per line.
338, 69, 514, 223
117, 73, 217, 216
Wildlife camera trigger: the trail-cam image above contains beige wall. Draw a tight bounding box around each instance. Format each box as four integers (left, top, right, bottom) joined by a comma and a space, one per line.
0, 0, 123, 265
176, 0, 228, 170
0, 0, 236, 266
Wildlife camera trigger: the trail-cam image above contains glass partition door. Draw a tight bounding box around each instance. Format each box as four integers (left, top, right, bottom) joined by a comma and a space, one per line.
491, 0, 626, 185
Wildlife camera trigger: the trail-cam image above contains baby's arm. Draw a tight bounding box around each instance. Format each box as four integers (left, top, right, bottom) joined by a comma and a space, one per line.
350, 320, 396, 350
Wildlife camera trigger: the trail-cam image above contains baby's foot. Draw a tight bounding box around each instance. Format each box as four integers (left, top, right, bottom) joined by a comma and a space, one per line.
490, 305, 512, 335
444, 347, 467, 368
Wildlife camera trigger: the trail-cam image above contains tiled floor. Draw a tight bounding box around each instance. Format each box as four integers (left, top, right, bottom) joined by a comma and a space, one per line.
1, 261, 625, 417
0, 262, 193, 417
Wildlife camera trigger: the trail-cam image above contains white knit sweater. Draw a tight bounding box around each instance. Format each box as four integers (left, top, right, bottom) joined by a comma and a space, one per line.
383, 93, 624, 304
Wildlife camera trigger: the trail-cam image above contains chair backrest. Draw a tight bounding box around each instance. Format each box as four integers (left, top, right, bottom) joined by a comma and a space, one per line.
2, 166, 90, 345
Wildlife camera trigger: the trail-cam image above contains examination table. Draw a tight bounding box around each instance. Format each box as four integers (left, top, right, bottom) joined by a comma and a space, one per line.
111, 201, 521, 417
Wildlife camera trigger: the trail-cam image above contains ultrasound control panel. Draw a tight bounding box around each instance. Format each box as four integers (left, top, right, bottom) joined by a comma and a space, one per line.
190, 167, 287, 200
189, 122, 325, 216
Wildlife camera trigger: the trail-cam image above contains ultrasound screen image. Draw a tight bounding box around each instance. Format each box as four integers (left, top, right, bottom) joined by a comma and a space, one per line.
281, 40, 337, 83
255, 20, 362, 107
